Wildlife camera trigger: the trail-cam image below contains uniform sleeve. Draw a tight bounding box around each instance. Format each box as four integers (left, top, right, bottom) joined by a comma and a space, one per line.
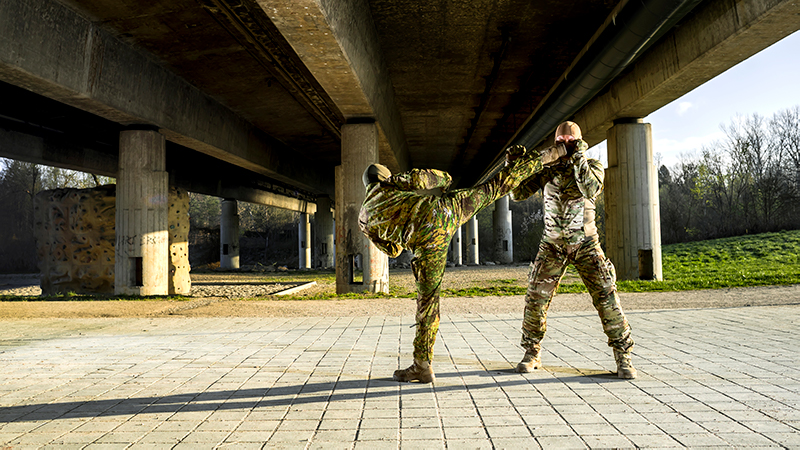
511, 164, 557, 201
571, 140, 604, 199
387, 168, 452, 192
511, 176, 541, 201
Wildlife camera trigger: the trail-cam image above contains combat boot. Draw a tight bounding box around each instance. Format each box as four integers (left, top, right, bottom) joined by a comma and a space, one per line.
393, 359, 434, 383
614, 349, 637, 379
515, 347, 542, 373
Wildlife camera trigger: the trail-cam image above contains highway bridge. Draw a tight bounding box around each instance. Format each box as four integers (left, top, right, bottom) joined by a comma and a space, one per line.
1, 0, 798, 294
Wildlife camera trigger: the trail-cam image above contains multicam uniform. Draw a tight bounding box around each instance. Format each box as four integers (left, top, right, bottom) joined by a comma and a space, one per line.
512, 139, 634, 354
359, 148, 546, 362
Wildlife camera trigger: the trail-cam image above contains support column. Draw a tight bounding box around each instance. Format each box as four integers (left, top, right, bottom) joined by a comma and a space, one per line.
449, 226, 462, 266
115, 129, 169, 296
465, 215, 479, 265
605, 118, 663, 281
220, 198, 240, 270
493, 195, 513, 264
315, 196, 335, 269
335, 122, 389, 294
298, 213, 311, 269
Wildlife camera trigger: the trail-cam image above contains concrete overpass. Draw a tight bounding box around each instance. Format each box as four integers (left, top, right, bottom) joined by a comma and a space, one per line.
1, 0, 798, 294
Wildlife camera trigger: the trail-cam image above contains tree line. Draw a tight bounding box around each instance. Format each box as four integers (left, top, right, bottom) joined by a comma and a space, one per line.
658, 106, 800, 244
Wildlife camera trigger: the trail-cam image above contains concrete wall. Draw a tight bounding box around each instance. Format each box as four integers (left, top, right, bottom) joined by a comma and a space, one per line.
34, 185, 190, 296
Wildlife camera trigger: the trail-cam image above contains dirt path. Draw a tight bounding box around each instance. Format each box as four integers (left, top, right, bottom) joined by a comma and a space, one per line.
1, 272, 798, 318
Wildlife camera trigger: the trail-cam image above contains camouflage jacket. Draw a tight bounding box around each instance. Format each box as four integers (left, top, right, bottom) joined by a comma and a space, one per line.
511, 140, 603, 246
359, 169, 453, 258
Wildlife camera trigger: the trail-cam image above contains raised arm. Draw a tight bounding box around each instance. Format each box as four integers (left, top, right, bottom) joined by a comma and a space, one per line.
570, 140, 604, 199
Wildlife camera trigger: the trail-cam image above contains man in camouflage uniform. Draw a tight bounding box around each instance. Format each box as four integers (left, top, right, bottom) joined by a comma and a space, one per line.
512, 121, 637, 379
360, 145, 564, 383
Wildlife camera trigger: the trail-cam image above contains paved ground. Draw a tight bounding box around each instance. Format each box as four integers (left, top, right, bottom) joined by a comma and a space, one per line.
1, 303, 799, 449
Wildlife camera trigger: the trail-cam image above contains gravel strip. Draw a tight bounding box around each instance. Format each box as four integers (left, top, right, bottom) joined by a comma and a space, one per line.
2, 269, 799, 319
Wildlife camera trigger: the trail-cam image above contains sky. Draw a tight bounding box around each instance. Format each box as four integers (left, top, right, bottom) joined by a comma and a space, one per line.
589, 30, 800, 168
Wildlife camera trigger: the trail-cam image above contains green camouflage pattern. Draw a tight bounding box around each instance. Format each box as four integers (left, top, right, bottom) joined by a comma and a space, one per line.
360, 146, 546, 361
513, 139, 633, 353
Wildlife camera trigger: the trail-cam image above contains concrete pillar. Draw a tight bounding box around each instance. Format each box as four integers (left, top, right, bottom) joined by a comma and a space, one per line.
220, 198, 240, 270
115, 129, 169, 296
465, 215, 479, 265
449, 226, 463, 266
493, 195, 513, 264
315, 196, 335, 268
605, 119, 663, 281
335, 122, 389, 294
298, 213, 311, 269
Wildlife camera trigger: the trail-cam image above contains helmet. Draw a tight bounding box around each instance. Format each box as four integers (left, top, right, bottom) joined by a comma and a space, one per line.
554, 121, 582, 144
362, 163, 391, 187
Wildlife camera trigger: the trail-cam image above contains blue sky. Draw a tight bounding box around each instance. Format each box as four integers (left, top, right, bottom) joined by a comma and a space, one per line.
589, 30, 800, 167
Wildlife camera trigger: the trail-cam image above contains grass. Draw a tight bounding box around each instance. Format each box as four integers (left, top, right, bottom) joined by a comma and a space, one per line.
273, 230, 800, 298
446, 229, 800, 296
4, 230, 798, 301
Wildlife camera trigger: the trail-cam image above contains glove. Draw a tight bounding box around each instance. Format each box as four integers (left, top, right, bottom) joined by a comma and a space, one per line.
505, 145, 527, 166
570, 148, 586, 165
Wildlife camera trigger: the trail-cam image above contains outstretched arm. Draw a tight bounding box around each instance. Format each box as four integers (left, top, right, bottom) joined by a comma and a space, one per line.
511, 174, 546, 201
387, 168, 452, 192
570, 140, 604, 199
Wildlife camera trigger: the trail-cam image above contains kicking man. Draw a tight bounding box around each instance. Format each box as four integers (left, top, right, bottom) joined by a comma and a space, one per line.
359, 144, 565, 382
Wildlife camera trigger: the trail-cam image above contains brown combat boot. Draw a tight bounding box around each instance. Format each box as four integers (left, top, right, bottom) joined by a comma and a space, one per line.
393, 359, 434, 383
614, 349, 637, 379
515, 347, 542, 373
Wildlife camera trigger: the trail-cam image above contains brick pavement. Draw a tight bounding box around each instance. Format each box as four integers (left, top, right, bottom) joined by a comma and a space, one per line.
1, 305, 799, 449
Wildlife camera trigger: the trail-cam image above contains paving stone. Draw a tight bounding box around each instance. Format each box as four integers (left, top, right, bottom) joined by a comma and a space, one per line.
356, 427, 398, 441
0, 306, 797, 449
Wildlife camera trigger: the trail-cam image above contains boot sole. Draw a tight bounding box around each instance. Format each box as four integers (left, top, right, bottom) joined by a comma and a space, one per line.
392, 375, 435, 383
393, 371, 435, 383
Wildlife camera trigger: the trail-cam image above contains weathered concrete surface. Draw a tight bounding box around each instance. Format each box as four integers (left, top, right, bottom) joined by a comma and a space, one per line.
168, 187, 191, 296
115, 130, 169, 296
335, 123, 388, 294
33, 185, 190, 296
314, 196, 335, 269
262, 0, 410, 173
493, 196, 513, 264
605, 121, 663, 281
34, 185, 117, 295
219, 199, 240, 271
0, 0, 332, 196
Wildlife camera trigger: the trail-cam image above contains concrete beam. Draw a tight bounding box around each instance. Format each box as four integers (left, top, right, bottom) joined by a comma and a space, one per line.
0, 126, 117, 177
0, 126, 319, 213
0, 0, 333, 196
574, 0, 800, 147
261, 0, 410, 173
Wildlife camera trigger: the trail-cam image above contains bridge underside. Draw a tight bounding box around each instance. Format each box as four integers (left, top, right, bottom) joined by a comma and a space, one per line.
0, 0, 798, 292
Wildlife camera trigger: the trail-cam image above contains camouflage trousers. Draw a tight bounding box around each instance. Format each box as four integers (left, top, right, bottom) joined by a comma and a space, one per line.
409, 167, 539, 362
521, 237, 634, 352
